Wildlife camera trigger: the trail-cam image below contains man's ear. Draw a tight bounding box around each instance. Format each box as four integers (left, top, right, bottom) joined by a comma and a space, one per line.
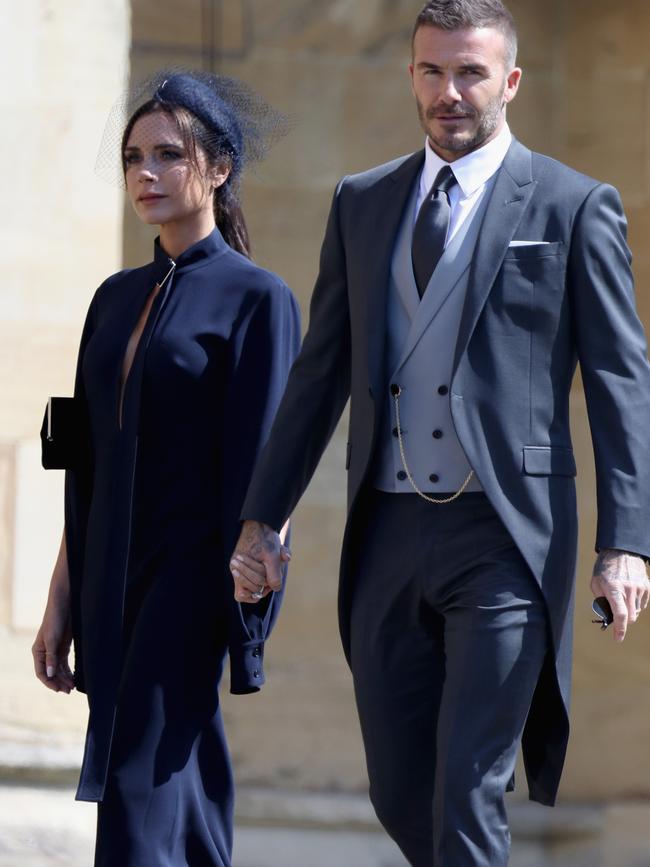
503, 67, 522, 106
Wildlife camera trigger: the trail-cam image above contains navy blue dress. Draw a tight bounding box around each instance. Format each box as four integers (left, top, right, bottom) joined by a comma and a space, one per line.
62, 228, 300, 866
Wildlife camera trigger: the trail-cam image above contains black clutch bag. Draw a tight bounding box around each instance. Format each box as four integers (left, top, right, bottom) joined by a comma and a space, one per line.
40, 397, 87, 470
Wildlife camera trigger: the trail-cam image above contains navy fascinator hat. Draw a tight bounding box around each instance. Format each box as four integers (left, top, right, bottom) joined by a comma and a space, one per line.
95, 69, 290, 188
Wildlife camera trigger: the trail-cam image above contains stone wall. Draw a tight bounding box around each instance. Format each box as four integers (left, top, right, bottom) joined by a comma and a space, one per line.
0, 0, 130, 739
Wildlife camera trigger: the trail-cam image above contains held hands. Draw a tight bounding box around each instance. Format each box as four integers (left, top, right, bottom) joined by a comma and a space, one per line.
591, 549, 650, 642
230, 520, 291, 604
32, 587, 75, 693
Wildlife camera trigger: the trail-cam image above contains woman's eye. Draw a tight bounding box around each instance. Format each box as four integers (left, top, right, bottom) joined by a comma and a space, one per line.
161, 149, 182, 160
123, 153, 141, 165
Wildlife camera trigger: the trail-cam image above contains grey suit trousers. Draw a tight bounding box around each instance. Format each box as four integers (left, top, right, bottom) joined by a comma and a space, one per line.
349, 490, 549, 867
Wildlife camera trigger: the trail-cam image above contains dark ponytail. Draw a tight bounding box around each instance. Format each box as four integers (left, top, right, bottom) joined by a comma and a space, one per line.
214, 182, 251, 259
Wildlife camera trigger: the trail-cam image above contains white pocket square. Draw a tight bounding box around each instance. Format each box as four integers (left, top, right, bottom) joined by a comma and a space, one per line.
508, 240, 551, 247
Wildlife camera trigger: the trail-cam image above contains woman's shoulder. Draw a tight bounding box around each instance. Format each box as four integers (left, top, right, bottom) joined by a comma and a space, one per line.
219, 248, 295, 304
89, 263, 155, 313
97, 263, 152, 294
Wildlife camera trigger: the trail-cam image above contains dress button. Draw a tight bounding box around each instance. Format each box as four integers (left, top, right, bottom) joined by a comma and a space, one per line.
390, 383, 401, 397
429, 474, 440, 483
252, 647, 261, 658
252, 670, 261, 679
432, 429, 443, 439
397, 471, 407, 481
392, 427, 399, 438
438, 385, 449, 396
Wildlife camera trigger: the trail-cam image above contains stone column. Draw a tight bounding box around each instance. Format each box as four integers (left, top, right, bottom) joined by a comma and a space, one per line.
0, 0, 130, 734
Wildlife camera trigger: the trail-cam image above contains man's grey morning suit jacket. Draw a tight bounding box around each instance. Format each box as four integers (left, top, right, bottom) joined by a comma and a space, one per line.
242, 138, 650, 805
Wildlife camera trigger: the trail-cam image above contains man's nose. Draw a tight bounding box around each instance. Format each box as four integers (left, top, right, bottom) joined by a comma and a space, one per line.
439, 74, 462, 102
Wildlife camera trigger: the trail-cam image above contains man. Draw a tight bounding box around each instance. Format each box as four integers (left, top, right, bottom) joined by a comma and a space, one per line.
230, 1, 650, 864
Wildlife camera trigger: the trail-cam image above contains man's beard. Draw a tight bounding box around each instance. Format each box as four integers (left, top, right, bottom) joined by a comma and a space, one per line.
418, 90, 505, 156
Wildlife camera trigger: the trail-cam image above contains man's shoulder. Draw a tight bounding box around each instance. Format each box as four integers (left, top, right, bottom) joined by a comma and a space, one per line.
340, 151, 423, 194
525, 146, 604, 196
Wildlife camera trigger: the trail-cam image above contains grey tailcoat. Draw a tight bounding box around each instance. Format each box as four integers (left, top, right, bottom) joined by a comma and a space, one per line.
242, 139, 650, 805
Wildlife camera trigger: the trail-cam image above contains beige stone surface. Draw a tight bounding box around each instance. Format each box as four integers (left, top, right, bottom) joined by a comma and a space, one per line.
508, 0, 561, 72
0, 0, 130, 726
12, 440, 64, 630
563, 0, 650, 75
0, 445, 16, 627
559, 77, 649, 200
1, 0, 129, 441
243, 0, 415, 59
508, 73, 561, 158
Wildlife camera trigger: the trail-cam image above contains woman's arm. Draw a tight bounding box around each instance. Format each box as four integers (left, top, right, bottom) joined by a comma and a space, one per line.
32, 530, 75, 693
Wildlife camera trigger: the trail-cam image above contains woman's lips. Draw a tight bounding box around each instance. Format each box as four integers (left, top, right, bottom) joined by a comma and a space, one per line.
139, 194, 166, 203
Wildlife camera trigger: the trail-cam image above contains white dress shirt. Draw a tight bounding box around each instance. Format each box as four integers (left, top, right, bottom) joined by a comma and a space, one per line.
415, 123, 512, 244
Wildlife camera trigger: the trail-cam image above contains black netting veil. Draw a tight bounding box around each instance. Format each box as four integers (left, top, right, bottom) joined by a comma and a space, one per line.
95, 69, 291, 188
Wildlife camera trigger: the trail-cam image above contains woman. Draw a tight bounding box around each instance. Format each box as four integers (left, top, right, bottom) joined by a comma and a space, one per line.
32, 71, 300, 867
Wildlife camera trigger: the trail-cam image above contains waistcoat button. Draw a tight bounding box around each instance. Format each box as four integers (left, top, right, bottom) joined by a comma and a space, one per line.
397, 471, 407, 481
432, 429, 443, 439
429, 473, 440, 483
438, 385, 449, 396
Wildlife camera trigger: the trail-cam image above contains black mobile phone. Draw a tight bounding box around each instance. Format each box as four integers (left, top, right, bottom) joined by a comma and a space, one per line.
591, 596, 614, 630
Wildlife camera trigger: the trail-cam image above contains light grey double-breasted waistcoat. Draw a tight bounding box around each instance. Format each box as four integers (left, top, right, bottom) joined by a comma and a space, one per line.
373, 177, 492, 493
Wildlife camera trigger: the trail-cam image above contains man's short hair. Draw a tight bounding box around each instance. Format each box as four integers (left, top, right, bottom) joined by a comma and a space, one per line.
413, 0, 518, 68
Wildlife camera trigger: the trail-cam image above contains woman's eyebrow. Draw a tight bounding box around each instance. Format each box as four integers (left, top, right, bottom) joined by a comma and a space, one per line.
123, 142, 184, 152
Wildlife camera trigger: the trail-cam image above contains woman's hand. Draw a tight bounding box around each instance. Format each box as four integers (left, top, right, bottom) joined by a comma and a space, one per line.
32, 531, 75, 693
32, 592, 75, 693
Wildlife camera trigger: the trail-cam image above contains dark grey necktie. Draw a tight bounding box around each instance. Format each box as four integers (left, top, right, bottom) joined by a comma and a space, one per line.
411, 165, 457, 298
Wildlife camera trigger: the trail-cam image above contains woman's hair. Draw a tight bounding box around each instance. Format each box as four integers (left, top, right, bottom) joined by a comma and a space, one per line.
122, 99, 251, 258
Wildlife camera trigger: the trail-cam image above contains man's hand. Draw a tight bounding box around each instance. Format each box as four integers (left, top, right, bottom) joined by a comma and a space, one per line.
231, 520, 290, 604
591, 549, 650, 642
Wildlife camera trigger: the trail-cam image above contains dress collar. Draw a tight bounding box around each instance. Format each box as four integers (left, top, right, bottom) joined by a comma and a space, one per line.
153, 227, 229, 278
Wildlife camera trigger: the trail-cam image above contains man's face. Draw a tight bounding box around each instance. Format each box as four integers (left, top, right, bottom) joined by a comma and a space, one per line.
409, 25, 521, 162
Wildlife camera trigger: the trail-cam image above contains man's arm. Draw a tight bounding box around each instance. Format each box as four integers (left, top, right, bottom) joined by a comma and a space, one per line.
569, 182, 650, 638
232, 179, 353, 597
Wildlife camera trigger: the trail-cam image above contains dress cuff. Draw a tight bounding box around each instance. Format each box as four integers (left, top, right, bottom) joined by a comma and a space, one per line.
229, 639, 266, 695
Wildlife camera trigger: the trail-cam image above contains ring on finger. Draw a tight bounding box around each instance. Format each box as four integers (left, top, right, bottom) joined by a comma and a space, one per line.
251, 589, 265, 600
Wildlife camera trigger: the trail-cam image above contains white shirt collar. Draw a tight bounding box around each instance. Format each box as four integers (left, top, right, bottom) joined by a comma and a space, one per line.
421, 123, 512, 199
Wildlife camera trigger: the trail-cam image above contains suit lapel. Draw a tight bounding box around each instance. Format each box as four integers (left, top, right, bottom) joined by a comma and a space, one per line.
391, 183, 420, 322
452, 139, 536, 375
366, 151, 424, 395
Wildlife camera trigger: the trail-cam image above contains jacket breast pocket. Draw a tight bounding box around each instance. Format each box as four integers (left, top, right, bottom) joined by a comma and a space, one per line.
488, 245, 566, 334
523, 446, 576, 477
503, 241, 564, 260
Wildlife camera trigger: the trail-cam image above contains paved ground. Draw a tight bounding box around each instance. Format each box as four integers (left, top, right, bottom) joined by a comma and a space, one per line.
1, 715, 649, 867
0, 782, 546, 867
4, 781, 650, 867
0, 783, 408, 867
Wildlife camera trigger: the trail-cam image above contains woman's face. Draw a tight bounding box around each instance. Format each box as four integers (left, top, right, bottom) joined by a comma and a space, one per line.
123, 110, 228, 227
